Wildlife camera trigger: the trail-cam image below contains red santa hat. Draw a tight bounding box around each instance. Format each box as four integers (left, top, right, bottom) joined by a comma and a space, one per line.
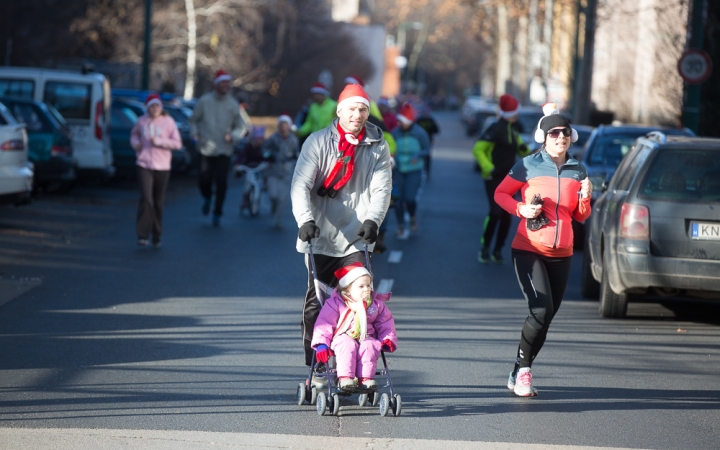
497, 94, 520, 119
344, 75, 365, 87
277, 112, 293, 126
336, 84, 370, 113
310, 82, 329, 96
144, 93, 162, 108
334, 262, 371, 289
396, 102, 416, 125
214, 69, 232, 85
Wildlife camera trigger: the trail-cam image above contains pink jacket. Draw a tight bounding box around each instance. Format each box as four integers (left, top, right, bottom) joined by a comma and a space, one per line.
311, 289, 398, 350
130, 114, 182, 171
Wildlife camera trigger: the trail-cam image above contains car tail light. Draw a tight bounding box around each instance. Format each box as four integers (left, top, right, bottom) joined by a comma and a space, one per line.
1, 139, 24, 151
619, 203, 650, 239
94, 100, 104, 140
51, 145, 70, 156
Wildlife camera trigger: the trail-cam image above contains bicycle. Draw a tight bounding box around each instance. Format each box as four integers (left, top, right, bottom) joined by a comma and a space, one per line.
234, 161, 268, 217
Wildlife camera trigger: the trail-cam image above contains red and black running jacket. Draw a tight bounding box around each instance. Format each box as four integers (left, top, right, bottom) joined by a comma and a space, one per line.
494, 150, 592, 257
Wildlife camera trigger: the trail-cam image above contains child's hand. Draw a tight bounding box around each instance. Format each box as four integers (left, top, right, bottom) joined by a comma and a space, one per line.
381, 339, 396, 353
315, 344, 331, 363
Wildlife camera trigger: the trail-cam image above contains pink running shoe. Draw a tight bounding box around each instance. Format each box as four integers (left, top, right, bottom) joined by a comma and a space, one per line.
513, 368, 538, 397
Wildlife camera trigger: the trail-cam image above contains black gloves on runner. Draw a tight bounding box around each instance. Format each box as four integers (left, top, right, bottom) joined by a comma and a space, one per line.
298, 220, 320, 242
357, 220, 379, 244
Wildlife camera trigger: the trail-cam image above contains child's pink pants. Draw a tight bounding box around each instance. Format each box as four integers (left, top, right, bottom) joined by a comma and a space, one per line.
331, 334, 381, 379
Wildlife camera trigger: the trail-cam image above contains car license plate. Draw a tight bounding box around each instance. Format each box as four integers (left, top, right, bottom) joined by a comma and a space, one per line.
691, 222, 720, 240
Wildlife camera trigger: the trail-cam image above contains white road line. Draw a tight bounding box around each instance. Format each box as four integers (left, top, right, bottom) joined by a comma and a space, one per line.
377, 279, 394, 294
388, 250, 403, 263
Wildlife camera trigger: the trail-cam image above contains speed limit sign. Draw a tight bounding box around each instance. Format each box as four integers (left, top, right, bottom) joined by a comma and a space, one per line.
678, 49, 713, 84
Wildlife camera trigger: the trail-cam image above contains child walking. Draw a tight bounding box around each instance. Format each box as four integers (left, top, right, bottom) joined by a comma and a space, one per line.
311, 262, 397, 390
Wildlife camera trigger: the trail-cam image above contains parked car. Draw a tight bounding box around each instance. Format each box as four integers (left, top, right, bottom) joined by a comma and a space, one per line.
162, 103, 195, 170
0, 97, 76, 191
110, 96, 191, 175
0, 101, 33, 205
109, 98, 142, 177
461, 95, 495, 125
0, 67, 114, 179
582, 132, 720, 317
572, 124, 694, 249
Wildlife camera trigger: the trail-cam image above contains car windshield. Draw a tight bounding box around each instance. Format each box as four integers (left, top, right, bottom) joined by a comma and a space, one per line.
45, 103, 69, 128
586, 135, 638, 167
639, 148, 720, 202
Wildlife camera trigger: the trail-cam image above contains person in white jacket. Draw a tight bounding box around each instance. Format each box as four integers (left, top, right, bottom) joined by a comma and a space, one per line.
291, 83, 392, 375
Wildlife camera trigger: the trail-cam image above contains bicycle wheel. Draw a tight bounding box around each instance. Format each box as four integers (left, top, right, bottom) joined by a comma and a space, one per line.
248, 185, 260, 217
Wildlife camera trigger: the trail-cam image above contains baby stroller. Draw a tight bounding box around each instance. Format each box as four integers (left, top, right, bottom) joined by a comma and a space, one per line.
296, 242, 402, 417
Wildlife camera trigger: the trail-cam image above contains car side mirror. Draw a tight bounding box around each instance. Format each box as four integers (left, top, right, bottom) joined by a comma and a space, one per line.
601, 180, 609, 192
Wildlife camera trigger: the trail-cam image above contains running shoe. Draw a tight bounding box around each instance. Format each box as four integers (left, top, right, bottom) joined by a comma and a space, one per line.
410, 216, 418, 233
514, 368, 538, 397
137, 239, 149, 247
478, 247, 490, 264
151, 238, 162, 249
491, 249, 505, 264
311, 364, 328, 388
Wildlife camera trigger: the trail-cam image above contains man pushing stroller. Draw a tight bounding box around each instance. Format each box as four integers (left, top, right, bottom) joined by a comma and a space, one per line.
290, 83, 393, 386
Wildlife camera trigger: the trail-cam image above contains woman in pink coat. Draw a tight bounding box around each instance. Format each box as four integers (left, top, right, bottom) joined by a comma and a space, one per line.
130, 94, 182, 248
311, 262, 397, 390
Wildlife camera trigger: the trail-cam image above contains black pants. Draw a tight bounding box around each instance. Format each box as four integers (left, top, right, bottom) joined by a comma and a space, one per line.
482, 177, 511, 251
301, 250, 369, 366
198, 154, 231, 216
512, 249, 572, 370
136, 167, 171, 240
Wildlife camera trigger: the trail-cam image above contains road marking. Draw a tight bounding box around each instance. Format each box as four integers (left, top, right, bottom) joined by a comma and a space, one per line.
0, 428, 647, 450
377, 279, 394, 294
388, 250, 403, 263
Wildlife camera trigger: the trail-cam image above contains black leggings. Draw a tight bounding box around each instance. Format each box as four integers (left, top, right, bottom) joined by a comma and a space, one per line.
482, 178, 511, 251
511, 249, 572, 373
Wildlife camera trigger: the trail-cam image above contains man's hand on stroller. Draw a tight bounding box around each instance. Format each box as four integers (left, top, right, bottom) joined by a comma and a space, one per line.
298, 220, 320, 242
315, 344, 331, 363
357, 220, 379, 244
381, 339, 396, 353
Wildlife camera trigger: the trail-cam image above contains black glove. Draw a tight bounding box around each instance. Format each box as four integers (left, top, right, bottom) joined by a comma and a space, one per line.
526, 194, 550, 231
298, 220, 320, 242
357, 220, 379, 244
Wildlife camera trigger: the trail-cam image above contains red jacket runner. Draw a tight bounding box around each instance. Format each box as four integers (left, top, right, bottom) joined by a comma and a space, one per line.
494, 150, 592, 257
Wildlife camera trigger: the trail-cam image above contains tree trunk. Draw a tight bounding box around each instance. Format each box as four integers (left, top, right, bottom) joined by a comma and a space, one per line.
496, 4, 510, 96
183, 0, 197, 100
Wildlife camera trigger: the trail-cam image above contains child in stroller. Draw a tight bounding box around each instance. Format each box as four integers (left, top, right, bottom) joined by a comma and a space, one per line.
311, 262, 397, 391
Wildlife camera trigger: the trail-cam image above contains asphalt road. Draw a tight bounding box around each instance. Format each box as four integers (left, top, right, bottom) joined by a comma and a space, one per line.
0, 112, 718, 450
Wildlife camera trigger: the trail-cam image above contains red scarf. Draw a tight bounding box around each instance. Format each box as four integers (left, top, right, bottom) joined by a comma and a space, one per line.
317, 123, 365, 198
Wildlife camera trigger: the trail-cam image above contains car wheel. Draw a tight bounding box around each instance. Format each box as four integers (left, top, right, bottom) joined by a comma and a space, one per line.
581, 248, 600, 299
599, 258, 628, 318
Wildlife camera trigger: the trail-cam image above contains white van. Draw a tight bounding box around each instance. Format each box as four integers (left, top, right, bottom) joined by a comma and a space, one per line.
0, 67, 114, 179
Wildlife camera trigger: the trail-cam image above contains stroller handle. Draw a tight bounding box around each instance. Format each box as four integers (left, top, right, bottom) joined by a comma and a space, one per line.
307, 241, 372, 282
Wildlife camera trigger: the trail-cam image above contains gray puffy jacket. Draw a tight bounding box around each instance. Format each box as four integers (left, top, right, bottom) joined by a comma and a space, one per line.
291, 119, 392, 257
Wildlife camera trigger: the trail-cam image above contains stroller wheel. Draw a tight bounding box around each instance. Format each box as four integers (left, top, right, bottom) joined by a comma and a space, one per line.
331, 394, 340, 415
316, 392, 327, 416
370, 391, 380, 407
378, 393, 390, 417
358, 393, 368, 407
310, 386, 318, 405
297, 382, 307, 405
391, 394, 402, 416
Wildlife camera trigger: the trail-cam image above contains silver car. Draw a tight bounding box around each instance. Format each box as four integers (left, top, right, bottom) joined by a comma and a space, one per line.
584, 132, 720, 317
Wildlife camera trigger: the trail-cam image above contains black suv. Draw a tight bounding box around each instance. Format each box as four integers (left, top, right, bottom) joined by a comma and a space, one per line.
582, 132, 720, 317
